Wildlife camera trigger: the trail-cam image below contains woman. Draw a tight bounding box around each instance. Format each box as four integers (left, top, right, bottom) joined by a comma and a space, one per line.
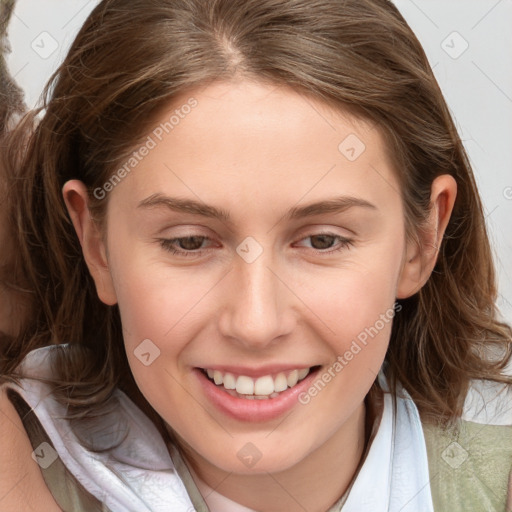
1, 0, 511, 510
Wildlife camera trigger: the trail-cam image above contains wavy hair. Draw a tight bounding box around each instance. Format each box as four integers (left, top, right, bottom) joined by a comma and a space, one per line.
1, 0, 511, 427
0, 0, 28, 343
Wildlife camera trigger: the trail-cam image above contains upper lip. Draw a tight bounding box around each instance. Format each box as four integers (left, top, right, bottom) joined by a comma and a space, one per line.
198, 364, 319, 378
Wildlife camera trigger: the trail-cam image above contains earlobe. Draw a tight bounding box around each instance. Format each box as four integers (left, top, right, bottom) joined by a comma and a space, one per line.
396, 174, 457, 299
62, 180, 118, 306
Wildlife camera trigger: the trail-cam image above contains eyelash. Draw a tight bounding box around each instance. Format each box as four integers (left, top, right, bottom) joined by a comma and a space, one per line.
158, 233, 354, 258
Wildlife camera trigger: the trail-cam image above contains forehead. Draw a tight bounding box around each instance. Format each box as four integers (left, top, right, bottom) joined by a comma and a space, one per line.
109, 80, 401, 217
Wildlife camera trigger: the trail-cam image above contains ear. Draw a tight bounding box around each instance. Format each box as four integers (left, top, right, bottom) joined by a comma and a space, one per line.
62, 180, 117, 305
396, 174, 457, 299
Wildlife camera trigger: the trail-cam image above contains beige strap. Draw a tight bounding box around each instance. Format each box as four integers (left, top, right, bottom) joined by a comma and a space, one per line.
7, 389, 110, 512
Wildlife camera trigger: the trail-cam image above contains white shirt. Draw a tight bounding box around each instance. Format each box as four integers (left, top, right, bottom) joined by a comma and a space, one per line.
4, 345, 440, 512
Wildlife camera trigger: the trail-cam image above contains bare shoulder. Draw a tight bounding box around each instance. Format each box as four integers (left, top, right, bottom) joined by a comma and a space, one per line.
0, 385, 61, 511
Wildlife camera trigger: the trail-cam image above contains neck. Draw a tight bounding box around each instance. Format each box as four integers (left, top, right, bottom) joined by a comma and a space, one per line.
175, 397, 376, 512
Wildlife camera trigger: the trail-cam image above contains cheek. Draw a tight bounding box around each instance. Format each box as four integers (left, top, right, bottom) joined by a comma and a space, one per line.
108, 246, 217, 346
303, 245, 402, 338
108, 256, 203, 415
293, 268, 400, 434
110, 221, 404, 361
310, 275, 396, 386
297, 241, 404, 395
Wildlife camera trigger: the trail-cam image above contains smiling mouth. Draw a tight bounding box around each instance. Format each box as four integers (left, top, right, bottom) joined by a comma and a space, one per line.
200, 366, 321, 400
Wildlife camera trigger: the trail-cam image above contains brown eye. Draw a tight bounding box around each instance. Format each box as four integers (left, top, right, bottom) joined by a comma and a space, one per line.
309, 234, 337, 250
177, 236, 206, 250
294, 232, 354, 254
159, 236, 214, 257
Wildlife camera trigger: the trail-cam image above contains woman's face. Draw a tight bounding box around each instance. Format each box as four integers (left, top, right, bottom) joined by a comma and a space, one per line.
93, 80, 414, 474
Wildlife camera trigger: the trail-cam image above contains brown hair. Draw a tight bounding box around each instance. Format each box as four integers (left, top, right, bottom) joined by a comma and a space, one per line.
1, 0, 511, 426
0, 0, 28, 342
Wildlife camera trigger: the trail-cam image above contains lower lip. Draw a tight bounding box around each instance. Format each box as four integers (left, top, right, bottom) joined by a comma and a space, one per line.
194, 367, 320, 422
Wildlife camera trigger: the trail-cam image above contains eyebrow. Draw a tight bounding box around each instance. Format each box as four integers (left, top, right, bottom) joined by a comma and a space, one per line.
137, 193, 377, 223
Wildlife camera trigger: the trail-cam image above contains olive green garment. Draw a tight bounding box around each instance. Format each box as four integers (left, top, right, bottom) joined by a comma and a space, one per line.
9, 387, 512, 512
423, 419, 512, 512
172, 424, 512, 512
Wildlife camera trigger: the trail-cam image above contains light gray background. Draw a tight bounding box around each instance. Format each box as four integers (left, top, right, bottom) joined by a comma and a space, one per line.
6, 0, 512, 323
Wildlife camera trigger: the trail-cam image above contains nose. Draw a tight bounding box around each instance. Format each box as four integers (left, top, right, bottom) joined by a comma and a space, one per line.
218, 252, 296, 350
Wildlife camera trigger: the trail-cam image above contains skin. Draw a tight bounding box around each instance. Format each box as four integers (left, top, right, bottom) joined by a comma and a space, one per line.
64, 79, 456, 512
0, 390, 62, 511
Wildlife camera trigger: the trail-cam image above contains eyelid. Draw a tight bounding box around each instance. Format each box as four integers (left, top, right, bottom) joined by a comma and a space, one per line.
293, 223, 357, 238
293, 232, 354, 252
157, 230, 354, 258
157, 235, 218, 256
154, 223, 215, 236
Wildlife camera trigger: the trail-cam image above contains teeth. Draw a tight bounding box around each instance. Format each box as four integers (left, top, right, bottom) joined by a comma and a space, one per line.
236, 375, 254, 395
213, 370, 223, 385
204, 367, 312, 398
287, 370, 299, 388
254, 376, 274, 395
223, 373, 236, 390
298, 368, 309, 380
274, 373, 288, 392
